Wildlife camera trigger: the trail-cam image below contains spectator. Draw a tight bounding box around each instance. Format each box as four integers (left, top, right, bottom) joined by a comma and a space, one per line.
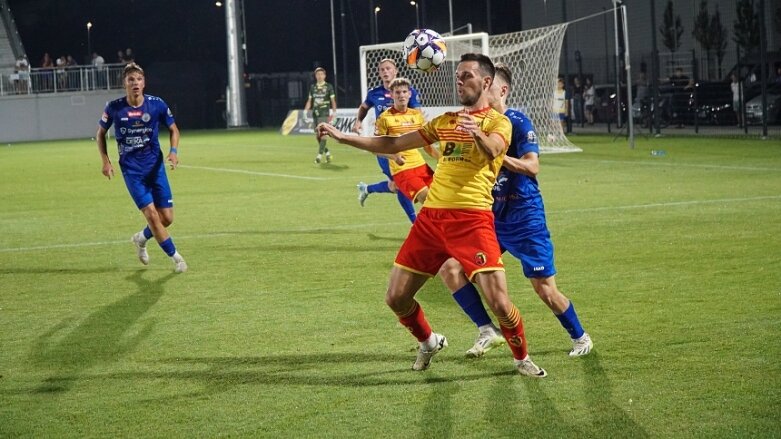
125, 48, 135, 63
583, 77, 595, 125
730, 72, 742, 128
553, 77, 568, 132
572, 76, 583, 125
56, 55, 67, 90
635, 71, 649, 104
14, 55, 30, 94
774, 66, 781, 84
92, 52, 106, 89
40, 52, 54, 91
668, 68, 689, 128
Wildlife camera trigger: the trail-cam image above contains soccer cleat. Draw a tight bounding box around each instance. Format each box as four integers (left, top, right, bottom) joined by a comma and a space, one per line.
357, 182, 369, 207
412, 333, 447, 371
465, 327, 506, 358
325, 152, 332, 163
131, 232, 150, 265
314, 154, 322, 164
172, 252, 188, 273
569, 333, 593, 357
515, 357, 547, 378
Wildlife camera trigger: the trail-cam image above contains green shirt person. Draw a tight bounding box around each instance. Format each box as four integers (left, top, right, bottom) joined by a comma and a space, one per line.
304, 67, 337, 164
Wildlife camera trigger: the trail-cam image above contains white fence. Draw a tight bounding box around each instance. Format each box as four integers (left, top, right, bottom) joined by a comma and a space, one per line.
0, 63, 127, 96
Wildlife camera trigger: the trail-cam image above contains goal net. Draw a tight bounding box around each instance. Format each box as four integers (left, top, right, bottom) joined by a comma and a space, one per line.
359, 23, 580, 154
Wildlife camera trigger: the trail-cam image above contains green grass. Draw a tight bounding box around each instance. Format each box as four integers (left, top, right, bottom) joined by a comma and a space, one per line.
1, 130, 779, 438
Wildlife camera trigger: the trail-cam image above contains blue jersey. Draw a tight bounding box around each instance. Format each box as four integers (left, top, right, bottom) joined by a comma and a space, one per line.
99, 94, 175, 173
492, 109, 547, 235
363, 84, 420, 118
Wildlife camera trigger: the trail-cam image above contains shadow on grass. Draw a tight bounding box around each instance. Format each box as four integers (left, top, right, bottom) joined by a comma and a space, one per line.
0, 267, 121, 275
27, 270, 175, 394
316, 163, 350, 172
582, 352, 649, 437
367, 233, 406, 243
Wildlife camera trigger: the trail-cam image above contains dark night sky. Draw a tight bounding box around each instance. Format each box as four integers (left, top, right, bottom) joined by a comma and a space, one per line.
9, 0, 523, 74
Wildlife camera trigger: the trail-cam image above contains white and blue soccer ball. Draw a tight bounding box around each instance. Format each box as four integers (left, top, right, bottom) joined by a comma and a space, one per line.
403, 28, 447, 73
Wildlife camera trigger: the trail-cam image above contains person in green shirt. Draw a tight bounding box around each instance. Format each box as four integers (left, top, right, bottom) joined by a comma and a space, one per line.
304, 67, 337, 164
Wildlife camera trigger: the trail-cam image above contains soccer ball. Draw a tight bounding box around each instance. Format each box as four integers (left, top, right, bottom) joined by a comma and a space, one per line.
403, 29, 447, 73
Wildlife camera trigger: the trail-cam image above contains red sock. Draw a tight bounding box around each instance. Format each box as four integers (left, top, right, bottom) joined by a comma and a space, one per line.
498, 305, 528, 360
396, 301, 432, 342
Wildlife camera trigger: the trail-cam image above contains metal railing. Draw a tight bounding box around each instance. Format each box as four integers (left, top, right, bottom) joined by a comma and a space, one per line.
0, 63, 127, 96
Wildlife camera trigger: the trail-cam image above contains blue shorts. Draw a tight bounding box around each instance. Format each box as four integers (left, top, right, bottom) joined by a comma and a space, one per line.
496, 226, 556, 278
558, 113, 567, 121
376, 156, 393, 179
121, 159, 173, 210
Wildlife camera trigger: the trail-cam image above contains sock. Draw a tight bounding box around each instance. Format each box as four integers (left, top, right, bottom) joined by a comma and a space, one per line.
395, 300, 432, 343
142, 226, 153, 241
556, 302, 585, 339
367, 181, 391, 194
159, 237, 177, 257
318, 140, 327, 154
396, 191, 417, 223
498, 305, 528, 360
452, 283, 492, 328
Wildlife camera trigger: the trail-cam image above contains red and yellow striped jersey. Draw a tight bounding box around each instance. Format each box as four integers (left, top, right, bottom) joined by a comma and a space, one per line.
374, 107, 427, 175
417, 107, 511, 210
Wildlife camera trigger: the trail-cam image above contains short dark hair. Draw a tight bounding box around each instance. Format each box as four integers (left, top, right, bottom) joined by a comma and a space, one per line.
459, 53, 495, 79
494, 62, 512, 90
122, 62, 144, 79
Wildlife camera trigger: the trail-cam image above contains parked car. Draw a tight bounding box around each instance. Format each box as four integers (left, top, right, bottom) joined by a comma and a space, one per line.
690, 81, 737, 126
744, 83, 781, 125
592, 84, 629, 124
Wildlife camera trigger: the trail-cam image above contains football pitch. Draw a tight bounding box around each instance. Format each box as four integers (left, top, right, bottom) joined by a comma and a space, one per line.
1, 130, 779, 438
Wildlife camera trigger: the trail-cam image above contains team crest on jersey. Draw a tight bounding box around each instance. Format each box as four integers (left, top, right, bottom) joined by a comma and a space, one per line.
120, 127, 127, 134
527, 131, 537, 143
474, 252, 487, 266
142, 113, 151, 122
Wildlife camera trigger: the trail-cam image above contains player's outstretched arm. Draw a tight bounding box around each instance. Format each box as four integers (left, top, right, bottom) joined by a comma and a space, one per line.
96, 125, 114, 180
317, 123, 426, 154
502, 152, 539, 177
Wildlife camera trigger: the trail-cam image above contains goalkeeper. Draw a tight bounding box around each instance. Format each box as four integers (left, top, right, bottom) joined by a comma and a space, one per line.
303, 67, 337, 164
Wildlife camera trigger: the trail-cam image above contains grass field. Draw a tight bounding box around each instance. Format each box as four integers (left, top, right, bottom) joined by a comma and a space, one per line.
1, 130, 780, 438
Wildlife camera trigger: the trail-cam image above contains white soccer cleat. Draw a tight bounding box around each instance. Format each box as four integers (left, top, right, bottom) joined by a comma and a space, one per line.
314, 154, 322, 164
172, 252, 188, 273
412, 333, 447, 371
131, 232, 150, 265
466, 326, 506, 358
515, 357, 547, 378
357, 182, 369, 207
569, 333, 593, 357
325, 152, 332, 163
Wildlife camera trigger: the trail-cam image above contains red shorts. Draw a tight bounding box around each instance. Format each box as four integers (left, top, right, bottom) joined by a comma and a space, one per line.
393, 165, 434, 202
394, 208, 504, 280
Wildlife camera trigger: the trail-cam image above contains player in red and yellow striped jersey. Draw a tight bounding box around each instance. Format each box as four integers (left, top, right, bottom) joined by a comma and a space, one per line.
373, 77, 436, 204
317, 53, 547, 378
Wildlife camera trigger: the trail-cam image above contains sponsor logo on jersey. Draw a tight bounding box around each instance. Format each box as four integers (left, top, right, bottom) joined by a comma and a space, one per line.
527, 131, 537, 144
120, 127, 127, 134
100, 112, 109, 123
128, 110, 142, 118
533, 266, 545, 272
120, 117, 128, 121
167, 108, 173, 117
474, 252, 487, 266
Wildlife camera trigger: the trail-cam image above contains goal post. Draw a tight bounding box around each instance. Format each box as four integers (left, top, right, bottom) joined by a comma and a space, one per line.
358, 24, 581, 154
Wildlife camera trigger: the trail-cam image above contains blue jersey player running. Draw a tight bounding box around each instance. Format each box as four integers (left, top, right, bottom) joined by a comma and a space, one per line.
352, 58, 420, 223
438, 63, 592, 358
96, 62, 187, 273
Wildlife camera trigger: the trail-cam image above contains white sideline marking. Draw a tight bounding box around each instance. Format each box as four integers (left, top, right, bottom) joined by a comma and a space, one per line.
178, 164, 327, 181
561, 158, 780, 173
1, 196, 778, 253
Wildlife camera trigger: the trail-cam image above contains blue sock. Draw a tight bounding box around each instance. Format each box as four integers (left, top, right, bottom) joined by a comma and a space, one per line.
452, 283, 493, 328
367, 181, 391, 194
142, 226, 153, 240
159, 237, 177, 257
396, 191, 417, 223
556, 302, 585, 339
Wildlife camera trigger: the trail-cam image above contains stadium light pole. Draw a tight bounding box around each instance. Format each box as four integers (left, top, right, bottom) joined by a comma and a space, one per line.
410, 1, 420, 29
374, 6, 380, 43
224, 0, 247, 128
86, 22, 92, 60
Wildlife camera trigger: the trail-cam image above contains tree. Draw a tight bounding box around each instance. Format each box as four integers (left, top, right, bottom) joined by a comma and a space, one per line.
693, 0, 713, 79
733, 0, 760, 56
711, 5, 729, 79
660, 1, 684, 54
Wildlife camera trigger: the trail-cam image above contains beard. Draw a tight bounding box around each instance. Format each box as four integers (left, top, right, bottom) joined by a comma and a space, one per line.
459, 91, 479, 106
